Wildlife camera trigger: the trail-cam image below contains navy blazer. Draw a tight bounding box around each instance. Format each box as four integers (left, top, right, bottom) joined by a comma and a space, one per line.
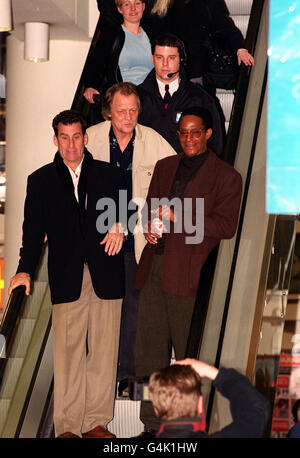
17, 149, 125, 304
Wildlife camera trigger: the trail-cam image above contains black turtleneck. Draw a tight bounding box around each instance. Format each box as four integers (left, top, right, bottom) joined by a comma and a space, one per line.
169, 150, 209, 200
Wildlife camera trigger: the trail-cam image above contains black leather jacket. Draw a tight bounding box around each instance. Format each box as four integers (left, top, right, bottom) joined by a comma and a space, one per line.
84, 24, 125, 93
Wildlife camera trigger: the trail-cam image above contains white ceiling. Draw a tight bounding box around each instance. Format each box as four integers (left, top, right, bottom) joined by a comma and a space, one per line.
10, 0, 96, 40
12, 0, 74, 26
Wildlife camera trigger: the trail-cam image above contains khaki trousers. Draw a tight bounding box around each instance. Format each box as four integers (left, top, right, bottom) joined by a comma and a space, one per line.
52, 265, 122, 437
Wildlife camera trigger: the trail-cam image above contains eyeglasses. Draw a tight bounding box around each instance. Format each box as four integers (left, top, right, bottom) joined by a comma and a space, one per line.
178, 129, 205, 139
122, 1, 143, 8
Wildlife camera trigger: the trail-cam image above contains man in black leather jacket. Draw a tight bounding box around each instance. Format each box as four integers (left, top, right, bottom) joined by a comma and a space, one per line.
148, 358, 270, 438
137, 34, 225, 156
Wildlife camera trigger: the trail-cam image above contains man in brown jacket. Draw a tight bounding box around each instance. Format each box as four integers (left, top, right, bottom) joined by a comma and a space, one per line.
134, 106, 242, 436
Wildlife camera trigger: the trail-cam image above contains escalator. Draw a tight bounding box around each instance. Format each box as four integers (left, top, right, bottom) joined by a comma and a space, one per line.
0, 246, 53, 437
0, 0, 277, 438
186, 0, 266, 366
190, 0, 298, 434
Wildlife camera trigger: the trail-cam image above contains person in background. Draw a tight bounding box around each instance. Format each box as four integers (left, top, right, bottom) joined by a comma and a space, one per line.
84, 0, 153, 124
147, 0, 255, 87
137, 33, 225, 156
148, 358, 270, 438
287, 399, 300, 438
134, 106, 242, 436
96, 0, 254, 89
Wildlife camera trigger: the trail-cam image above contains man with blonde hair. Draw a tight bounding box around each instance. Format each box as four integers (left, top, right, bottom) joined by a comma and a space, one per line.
148, 358, 270, 438
86, 82, 175, 395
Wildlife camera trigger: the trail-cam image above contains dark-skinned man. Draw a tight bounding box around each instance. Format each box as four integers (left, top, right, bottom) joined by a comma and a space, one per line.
134, 106, 242, 436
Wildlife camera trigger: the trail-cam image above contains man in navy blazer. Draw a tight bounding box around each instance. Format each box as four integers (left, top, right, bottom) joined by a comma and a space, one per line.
9, 110, 125, 438
134, 106, 243, 435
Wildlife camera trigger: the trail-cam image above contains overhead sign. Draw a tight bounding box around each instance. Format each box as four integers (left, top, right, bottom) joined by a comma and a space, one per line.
267, 1, 300, 213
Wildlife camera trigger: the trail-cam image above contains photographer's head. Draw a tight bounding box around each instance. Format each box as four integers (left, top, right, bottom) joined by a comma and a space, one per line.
149, 364, 204, 422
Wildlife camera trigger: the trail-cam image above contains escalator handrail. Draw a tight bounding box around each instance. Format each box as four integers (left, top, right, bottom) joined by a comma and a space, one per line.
205, 59, 269, 432
0, 13, 104, 434
2, 0, 266, 435
223, 0, 265, 165
204, 0, 267, 430
0, 286, 26, 384
0, 9, 103, 424
8, 14, 104, 436
185, 0, 266, 360
71, 15, 102, 114
213, 0, 267, 364
15, 313, 53, 438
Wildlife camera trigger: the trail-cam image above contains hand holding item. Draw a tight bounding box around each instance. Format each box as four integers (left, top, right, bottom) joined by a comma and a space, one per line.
155, 204, 178, 223
144, 205, 177, 244
83, 87, 100, 104
144, 218, 164, 245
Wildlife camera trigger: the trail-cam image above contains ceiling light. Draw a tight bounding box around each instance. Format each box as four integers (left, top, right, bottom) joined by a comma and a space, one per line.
0, 0, 13, 32
24, 22, 49, 63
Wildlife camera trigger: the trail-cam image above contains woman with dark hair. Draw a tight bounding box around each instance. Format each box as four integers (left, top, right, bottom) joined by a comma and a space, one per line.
287, 399, 300, 438
97, 0, 254, 86
84, 0, 153, 108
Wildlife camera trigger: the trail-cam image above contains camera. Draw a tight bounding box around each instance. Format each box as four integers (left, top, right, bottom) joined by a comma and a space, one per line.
128, 376, 149, 401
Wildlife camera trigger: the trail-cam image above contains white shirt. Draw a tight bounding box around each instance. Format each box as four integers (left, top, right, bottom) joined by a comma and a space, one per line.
157, 77, 180, 99
67, 159, 83, 202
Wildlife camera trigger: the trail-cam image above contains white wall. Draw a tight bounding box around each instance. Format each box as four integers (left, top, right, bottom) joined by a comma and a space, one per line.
4, 34, 90, 305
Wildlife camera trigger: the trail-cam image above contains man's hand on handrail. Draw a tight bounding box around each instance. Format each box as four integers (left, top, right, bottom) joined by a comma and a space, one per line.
8, 272, 31, 296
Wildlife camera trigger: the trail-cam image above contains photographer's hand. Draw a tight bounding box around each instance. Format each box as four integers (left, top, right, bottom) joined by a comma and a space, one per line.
176, 358, 219, 381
